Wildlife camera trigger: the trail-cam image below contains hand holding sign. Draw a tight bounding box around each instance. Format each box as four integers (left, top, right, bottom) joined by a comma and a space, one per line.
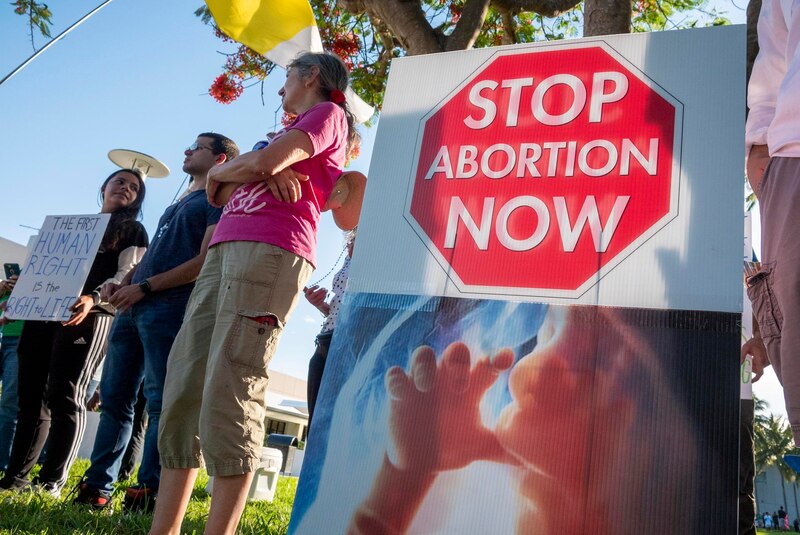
63, 295, 95, 326
742, 337, 769, 382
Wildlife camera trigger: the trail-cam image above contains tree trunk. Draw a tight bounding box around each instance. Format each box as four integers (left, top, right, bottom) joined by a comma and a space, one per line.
358, 0, 444, 55
583, 0, 631, 36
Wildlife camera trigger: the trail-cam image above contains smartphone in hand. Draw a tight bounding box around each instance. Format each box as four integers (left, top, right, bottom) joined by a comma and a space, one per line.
3, 263, 21, 279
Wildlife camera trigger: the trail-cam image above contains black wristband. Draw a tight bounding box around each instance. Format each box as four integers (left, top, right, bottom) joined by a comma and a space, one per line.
138, 279, 152, 295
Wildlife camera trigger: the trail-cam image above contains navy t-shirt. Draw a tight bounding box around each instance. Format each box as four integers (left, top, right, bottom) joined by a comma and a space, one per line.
132, 190, 222, 300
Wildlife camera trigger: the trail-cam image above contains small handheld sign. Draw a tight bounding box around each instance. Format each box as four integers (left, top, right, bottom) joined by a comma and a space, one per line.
4, 214, 110, 321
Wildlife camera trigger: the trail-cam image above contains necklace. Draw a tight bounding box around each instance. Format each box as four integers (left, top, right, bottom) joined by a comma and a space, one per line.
306, 243, 348, 287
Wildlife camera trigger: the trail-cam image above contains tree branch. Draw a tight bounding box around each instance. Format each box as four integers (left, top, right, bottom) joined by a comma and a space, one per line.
337, 0, 367, 11
491, 0, 582, 18
445, 0, 492, 51
28, 4, 36, 51
341, 0, 443, 55
500, 9, 519, 44
375, 28, 395, 86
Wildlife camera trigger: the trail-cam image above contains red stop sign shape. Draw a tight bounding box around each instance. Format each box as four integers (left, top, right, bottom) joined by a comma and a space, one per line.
406, 43, 681, 295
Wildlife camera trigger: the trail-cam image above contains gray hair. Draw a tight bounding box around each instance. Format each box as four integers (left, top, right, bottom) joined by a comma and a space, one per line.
289, 52, 361, 158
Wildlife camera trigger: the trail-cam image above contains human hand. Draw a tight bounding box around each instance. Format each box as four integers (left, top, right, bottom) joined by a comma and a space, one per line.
108, 283, 145, 313
1, 275, 18, 295
742, 337, 770, 382
100, 282, 121, 303
86, 390, 101, 411
385, 342, 514, 474
207, 178, 242, 208
747, 144, 770, 195
303, 285, 330, 315
63, 295, 95, 326
267, 168, 309, 203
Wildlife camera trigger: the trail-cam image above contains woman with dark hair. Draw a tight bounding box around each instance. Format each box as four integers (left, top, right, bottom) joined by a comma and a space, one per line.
0, 169, 148, 496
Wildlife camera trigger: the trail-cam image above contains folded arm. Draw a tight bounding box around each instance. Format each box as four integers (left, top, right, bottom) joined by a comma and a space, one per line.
208, 129, 314, 184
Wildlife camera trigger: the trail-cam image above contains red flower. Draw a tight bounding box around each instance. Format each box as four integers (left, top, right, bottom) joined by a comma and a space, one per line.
281, 112, 297, 127
209, 74, 243, 104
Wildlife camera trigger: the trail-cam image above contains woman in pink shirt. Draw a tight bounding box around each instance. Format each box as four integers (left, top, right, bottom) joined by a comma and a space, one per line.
151, 52, 359, 535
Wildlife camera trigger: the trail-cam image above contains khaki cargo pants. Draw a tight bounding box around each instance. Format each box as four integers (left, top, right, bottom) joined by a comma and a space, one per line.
158, 241, 311, 476
748, 157, 800, 443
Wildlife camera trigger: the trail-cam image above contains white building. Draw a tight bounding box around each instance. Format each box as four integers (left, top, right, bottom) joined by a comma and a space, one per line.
756, 465, 800, 525
0, 236, 28, 269
264, 370, 309, 441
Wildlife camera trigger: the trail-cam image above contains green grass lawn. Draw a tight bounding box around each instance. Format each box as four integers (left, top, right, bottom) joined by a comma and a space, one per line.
0, 459, 296, 534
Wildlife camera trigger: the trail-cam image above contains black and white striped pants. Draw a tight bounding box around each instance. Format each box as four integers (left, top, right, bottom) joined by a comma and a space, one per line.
1, 313, 112, 490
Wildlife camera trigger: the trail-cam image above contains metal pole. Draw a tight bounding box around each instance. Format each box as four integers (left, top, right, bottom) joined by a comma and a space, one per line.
0, 0, 115, 87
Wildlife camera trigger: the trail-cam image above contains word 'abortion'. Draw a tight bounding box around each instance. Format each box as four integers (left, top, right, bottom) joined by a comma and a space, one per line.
425, 72, 665, 180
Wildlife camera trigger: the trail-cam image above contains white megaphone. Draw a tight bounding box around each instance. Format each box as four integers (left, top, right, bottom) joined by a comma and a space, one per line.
107, 149, 170, 180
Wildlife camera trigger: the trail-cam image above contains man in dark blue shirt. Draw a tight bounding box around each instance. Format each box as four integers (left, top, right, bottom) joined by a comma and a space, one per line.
74, 133, 239, 511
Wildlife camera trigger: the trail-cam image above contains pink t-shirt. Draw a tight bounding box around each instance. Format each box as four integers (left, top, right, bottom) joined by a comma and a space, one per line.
210, 102, 347, 266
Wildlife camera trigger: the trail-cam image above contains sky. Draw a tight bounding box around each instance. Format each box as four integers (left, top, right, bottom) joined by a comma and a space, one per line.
1, 1, 769, 413
0, 0, 376, 385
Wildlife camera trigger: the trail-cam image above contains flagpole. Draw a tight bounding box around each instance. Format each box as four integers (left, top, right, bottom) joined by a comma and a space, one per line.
0, 0, 115, 87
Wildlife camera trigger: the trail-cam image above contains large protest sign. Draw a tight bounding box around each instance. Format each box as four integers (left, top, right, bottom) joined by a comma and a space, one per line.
291, 26, 744, 534
5, 214, 109, 321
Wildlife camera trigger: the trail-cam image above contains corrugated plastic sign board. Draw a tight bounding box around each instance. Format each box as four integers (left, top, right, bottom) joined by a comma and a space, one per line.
290, 25, 744, 534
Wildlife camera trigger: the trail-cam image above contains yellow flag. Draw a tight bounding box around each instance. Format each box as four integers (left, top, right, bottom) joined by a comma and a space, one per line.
205, 0, 323, 67
205, 0, 375, 123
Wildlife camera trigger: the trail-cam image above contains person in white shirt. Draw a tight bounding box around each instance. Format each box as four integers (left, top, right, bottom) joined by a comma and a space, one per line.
743, 0, 800, 444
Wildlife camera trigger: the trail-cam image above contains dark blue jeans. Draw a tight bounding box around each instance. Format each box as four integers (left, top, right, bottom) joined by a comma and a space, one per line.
0, 335, 20, 472
84, 296, 187, 493
306, 330, 333, 432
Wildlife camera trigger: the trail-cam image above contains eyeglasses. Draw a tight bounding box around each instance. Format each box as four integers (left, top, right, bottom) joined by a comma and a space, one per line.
186, 142, 214, 153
